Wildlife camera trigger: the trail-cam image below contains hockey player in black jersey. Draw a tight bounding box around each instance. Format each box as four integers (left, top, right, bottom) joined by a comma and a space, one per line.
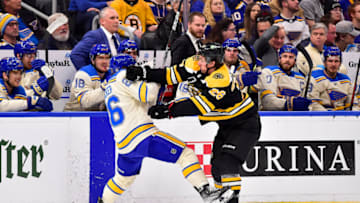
126, 42, 261, 203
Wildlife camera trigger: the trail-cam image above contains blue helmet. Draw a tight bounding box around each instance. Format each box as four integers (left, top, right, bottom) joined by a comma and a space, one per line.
324, 46, 341, 61
89, 44, 111, 61
109, 54, 136, 74
118, 40, 138, 53
222, 38, 241, 49
0, 57, 24, 78
13, 40, 37, 58
279, 44, 298, 58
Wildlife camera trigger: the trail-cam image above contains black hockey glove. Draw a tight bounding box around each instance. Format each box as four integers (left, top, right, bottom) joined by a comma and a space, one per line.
126, 65, 150, 81
148, 104, 173, 119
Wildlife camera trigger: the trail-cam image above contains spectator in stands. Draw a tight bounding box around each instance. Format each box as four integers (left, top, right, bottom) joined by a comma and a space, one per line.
254, 11, 273, 43
68, 0, 111, 41
258, 44, 311, 111
191, 0, 231, 17
335, 20, 360, 52
0, 13, 19, 49
110, 0, 158, 40
14, 41, 63, 100
230, 0, 255, 39
243, 2, 261, 43
1, 0, 40, 45
274, 0, 310, 46
170, 12, 205, 65
206, 18, 236, 44
323, 0, 343, 25
64, 44, 111, 111
254, 24, 285, 67
320, 16, 337, 46
70, 7, 124, 70
299, 0, 324, 29
145, 0, 171, 24
296, 23, 328, 76
203, 0, 228, 36
348, 2, 360, 44
0, 57, 53, 112
268, 0, 304, 18
309, 46, 359, 111
38, 13, 78, 50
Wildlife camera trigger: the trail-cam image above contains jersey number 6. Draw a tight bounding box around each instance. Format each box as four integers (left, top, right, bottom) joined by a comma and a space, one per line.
106, 95, 124, 126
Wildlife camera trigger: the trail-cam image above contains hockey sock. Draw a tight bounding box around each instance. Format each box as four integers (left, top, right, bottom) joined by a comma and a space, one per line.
176, 147, 209, 188
101, 174, 136, 203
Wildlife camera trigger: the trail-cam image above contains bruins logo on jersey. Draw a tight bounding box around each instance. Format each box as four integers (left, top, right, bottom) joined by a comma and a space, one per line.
213, 73, 224, 79
125, 14, 143, 31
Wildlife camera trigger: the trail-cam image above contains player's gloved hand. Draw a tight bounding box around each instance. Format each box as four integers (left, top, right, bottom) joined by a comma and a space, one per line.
126, 65, 149, 81
285, 96, 311, 111
239, 71, 261, 86
31, 76, 49, 96
31, 59, 46, 72
27, 96, 53, 111
148, 104, 171, 119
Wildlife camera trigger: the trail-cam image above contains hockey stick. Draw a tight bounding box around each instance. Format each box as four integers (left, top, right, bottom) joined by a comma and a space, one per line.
296, 44, 313, 99
161, 0, 184, 67
349, 57, 360, 110
43, 30, 55, 99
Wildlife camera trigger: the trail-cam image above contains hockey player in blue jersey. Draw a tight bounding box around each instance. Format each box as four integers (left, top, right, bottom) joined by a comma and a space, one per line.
117, 39, 139, 60
0, 57, 53, 112
309, 46, 359, 111
99, 53, 223, 203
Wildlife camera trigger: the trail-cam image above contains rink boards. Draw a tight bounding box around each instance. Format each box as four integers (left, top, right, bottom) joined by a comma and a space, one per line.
0, 111, 359, 203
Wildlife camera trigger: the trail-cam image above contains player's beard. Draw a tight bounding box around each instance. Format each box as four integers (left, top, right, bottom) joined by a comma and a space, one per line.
53, 31, 69, 42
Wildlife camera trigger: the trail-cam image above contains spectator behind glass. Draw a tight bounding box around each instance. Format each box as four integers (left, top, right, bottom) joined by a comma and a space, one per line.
254, 24, 286, 67
320, 16, 337, 46
68, 0, 111, 41
145, 0, 171, 24
38, 13, 78, 50
203, 0, 228, 36
243, 2, 261, 43
206, 18, 236, 44
0, 0, 40, 45
335, 20, 360, 52
255, 11, 273, 41
349, 2, 360, 43
268, 0, 304, 18
323, 0, 343, 25
190, 0, 231, 17
0, 13, 19, 49
299, 0, 325, 29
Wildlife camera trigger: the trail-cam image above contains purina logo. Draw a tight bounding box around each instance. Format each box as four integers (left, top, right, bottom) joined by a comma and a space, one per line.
188, 141, 355, 177
0, 139, 44, 183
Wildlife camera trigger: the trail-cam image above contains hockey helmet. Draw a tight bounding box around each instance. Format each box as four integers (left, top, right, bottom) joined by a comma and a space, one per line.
89, 44, 111, 61
109, 53, 136, 74
222, 38, 241, 50
13, 40, 37, 58
279, 44, 298, 58
323, 46, 341, 62
118, 39, 138, 53
198, 42, 224, 65
0, 57, 24, 78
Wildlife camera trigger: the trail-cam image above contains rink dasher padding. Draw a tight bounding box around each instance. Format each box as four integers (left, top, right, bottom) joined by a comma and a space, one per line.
0, 111, 359, 203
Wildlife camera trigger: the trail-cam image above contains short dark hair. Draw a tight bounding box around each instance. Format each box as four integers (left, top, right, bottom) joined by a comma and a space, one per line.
188, 12, 206, 23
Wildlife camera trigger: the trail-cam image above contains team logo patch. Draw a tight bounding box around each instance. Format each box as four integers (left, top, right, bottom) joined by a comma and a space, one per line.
213, 73, 224, 79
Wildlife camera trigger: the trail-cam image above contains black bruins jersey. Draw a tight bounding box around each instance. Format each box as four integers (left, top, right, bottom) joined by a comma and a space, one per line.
146, 56, 257, 122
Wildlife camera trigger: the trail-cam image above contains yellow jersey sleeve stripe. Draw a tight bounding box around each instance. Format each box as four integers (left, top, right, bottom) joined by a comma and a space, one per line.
156, 131, 186, 147
138, 82, 147, 103
260, 89, 273, 99
107, 178, 125, 195
117, 123, 155, 149
214, 182, 223, 189
173, 66, 182, 83
190, 95, 215, 114
77, 90, 88, 104
166, 68, 173, 85
221, 177, 242, 183
182, 162, 202, 178
14, 96, 26, 100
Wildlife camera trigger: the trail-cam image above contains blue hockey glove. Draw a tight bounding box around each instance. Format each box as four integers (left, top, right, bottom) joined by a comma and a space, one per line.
148, 104, 172, 119
31, 59, 46, 71
239, 71, 261, 87
27, 96, 53, 111
285, 96, 311, 111
31, 76, 49, 96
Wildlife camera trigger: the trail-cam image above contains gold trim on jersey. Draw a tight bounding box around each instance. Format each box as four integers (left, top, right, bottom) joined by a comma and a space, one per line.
139, 82, 147, 103
182, 162, 202, 178
76, 90, 88, 104
260, 89, 274, 99
190, 94, 215, 114
155, 131, 186, 148
107, 178, 125, 195
117, 123, 155, 149
91, 76, 100, 81
205, 65, 231, 88
198, 94, 254, 121
14, 96, 26, 100
165, 65, 183, 85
